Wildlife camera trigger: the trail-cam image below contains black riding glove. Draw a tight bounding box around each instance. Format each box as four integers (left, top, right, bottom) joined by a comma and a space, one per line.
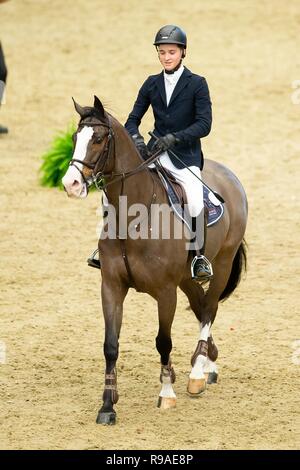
132, 133, 149, 160
153, 133, 180, 152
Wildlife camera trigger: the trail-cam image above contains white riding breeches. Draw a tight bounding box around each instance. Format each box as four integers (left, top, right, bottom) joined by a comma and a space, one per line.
150, 151, 204, 217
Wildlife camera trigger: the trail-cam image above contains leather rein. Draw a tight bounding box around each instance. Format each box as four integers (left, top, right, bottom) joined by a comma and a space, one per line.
68, 116, 163, 193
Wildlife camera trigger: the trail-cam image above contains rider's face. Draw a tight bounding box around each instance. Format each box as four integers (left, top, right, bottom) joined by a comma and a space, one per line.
158, 44, 183, 71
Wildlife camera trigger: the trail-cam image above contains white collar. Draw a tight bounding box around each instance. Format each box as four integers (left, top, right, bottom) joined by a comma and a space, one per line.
164, 64, 185, 84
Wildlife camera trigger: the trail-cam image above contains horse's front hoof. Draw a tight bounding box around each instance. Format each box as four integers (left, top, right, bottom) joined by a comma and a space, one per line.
96, 410, 116, 425
206, 371, 218, 384
157, 396, 176, 409
187, 378, 206, 397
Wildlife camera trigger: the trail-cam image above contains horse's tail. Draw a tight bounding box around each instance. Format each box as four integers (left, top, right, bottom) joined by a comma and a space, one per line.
219, 239, 247, 302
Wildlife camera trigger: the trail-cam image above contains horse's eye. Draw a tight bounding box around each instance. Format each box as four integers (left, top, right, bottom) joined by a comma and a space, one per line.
95, 137, 102, 144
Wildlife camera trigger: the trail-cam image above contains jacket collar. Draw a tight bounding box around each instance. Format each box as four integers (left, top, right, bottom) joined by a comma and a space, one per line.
156, 66, 193, 107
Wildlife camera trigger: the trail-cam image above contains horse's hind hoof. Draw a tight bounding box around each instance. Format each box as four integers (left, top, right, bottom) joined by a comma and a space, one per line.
96, 411, 116, 425
187, 378, 206, 397
207, 372, 218, 384
157, 396, 176, 409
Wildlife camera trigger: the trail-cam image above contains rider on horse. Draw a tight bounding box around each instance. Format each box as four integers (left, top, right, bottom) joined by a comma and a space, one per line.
88, 25, 213, 280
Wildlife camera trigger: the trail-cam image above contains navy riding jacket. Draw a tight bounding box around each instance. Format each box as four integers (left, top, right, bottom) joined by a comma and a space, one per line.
124, 67, 212, 170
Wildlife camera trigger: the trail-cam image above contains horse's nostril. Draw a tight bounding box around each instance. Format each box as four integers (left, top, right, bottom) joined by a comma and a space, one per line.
72, 180, 80, 188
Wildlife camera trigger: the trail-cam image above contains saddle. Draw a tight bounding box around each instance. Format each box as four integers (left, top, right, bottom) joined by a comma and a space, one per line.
151, 165, 224, 231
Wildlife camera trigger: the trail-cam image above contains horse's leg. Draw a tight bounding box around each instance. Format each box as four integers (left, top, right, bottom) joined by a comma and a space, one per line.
156, 289, 177, 409
96, 280, 128, 425
204, 336, 219, 384
186, 249, 238, 395
179, 279, 219, 395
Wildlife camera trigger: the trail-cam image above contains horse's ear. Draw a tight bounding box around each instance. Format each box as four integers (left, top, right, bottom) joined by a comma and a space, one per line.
72, 97, 85, 117
93, 95, 105, 118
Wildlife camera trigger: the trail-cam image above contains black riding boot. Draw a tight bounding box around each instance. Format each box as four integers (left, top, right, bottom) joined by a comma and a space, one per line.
191, 213, 213, 281
87, 205, 109, 269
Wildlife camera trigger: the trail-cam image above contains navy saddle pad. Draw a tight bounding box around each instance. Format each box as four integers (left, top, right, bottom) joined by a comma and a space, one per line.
158, 171, 224, 228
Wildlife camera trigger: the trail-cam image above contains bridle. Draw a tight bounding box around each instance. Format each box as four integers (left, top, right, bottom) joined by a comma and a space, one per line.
68, 117, 115, 193
68, 114, 164, 194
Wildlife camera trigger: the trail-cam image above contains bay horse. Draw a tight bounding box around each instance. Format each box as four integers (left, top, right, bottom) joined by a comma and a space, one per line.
62, 96, 248, 425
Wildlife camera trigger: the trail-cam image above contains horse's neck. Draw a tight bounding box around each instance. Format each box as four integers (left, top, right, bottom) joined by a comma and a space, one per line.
106, 118, 154, 205
112, 119, 141, 172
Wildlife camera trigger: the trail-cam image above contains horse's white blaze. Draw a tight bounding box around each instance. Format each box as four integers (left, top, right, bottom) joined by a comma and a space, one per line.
73, 126, 94, 162
62, 126, 94, 198
190, 322, 212, 379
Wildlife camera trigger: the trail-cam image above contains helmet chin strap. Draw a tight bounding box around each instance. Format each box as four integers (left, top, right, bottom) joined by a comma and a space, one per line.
164, 59, 182, 74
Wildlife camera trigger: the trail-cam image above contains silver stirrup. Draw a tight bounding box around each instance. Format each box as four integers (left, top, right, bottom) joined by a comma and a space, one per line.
191, 255, 213, 280
90, 248, 99, 260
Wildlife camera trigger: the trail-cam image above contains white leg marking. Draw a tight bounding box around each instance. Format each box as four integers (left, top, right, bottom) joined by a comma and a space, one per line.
189, 354, 206, 379
159, 383, 176, 398
204, 357, 218, 374
190, 322, 211, 379
200, 322, 211, 341
159, 367, 176, 398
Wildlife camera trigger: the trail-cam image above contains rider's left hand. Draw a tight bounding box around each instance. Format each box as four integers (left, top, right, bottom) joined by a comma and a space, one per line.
153, 133, 180, 152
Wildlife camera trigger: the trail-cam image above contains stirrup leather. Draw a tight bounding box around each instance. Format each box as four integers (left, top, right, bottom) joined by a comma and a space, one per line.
87, 248, 101, 269
191, 255, 213, 280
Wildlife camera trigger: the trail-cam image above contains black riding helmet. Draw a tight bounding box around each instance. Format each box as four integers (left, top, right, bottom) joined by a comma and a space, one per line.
153, 25, 187, 48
